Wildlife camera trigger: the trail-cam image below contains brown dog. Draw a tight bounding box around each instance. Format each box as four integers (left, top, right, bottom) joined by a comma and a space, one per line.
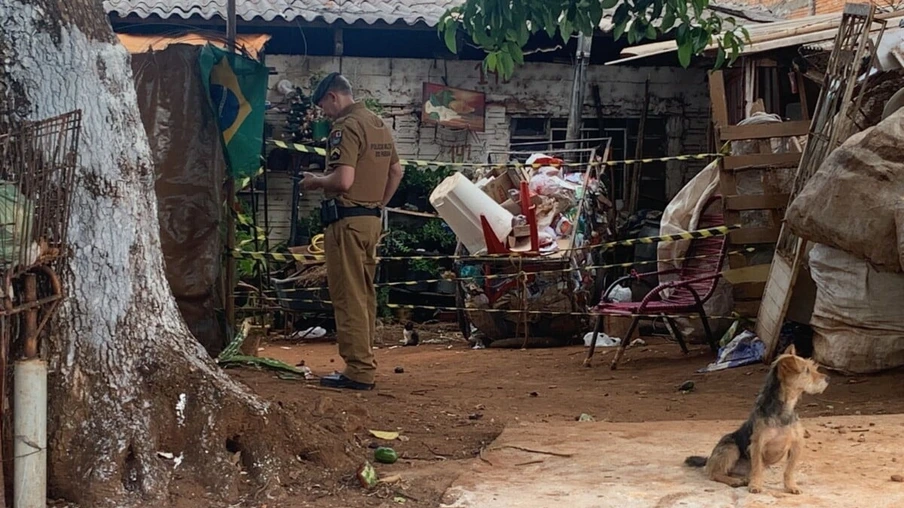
685, 345, 830, 494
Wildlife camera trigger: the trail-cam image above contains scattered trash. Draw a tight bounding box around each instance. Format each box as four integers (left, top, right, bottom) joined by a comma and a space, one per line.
678, 381, 695, 393
608, 285, 632, 303
394, 366, 405, 374
157, 451, 175, 460
299, 366, 315, 380
289, 326, 327, 340
630, 338, 646, 347
583, 332, 621, 348
295, 360, 306, 367
379, 474, 402, 485
398, 435, 410, 442
697, 330, 765, 373
393, 496, 407, 504
577, 413, 594, 422
718, 320, 741, 348
368, 430, 400, 441
468, 413, 483, 420
375, 447, 399, 464
356, 461, 378, 488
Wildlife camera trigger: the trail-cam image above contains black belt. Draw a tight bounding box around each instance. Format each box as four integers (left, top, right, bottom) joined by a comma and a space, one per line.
338, 206, 382, 219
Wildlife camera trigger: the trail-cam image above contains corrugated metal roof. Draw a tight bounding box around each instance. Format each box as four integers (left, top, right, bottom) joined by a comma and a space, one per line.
103, 0, 464, 27
608, 10, 904, 65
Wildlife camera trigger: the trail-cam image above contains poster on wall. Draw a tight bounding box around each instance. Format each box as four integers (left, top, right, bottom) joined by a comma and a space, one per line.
421, 83, 486, 132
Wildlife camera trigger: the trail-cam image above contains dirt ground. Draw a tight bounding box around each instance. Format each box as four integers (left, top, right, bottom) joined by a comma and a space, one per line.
221, 323, 904, 507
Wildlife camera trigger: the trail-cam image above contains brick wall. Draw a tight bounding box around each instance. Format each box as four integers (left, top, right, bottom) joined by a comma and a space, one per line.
263, 55, 712, 242
734, 0, 855, 19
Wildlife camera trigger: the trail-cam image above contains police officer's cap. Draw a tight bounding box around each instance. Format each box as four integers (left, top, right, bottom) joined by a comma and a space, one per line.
312, 72, 341, 105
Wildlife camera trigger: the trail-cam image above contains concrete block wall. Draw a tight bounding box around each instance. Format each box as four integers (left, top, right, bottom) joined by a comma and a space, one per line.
263, 55, 712, 243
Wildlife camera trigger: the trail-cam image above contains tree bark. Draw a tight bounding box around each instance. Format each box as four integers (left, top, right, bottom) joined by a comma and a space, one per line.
0, 1, 353, 505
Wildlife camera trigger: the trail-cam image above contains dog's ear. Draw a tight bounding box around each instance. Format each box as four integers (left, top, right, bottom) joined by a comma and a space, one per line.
777, 355, 804, 381
784, 344, 797, 357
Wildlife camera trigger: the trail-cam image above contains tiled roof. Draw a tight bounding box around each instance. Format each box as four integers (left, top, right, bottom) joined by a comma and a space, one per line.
103, 0, 464, 27
104, 1, 775, 30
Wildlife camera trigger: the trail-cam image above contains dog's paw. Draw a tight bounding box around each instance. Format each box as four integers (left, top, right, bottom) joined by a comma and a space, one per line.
785, 485, 802, 495
729, 479, 748, 488
748, 485, 763, 494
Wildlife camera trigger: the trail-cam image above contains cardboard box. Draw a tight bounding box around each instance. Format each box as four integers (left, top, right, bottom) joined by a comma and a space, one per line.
481, 173, 514, 203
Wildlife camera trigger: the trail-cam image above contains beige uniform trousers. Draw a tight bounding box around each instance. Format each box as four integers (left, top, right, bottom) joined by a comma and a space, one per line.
324, 215, 382, 384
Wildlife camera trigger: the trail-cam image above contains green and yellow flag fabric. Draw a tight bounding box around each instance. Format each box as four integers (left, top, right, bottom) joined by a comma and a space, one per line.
198, 44, 268, 179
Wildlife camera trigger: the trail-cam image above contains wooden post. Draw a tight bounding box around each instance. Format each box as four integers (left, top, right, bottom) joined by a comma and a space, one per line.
565, 34, 592, 159
224, 0, 237, 335
628, 78, 650, 214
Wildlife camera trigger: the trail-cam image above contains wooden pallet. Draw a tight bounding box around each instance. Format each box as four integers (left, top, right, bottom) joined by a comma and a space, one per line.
757, 2, 886, 360
708, 72, 809, 318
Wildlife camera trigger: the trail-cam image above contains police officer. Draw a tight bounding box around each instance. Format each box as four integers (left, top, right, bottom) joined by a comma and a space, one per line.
303, 73, 404, 390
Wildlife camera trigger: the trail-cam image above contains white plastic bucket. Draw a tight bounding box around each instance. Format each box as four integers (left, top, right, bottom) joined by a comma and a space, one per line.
430, 172, 514, 255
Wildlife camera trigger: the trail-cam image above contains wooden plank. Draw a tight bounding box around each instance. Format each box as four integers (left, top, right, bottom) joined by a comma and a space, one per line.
728, 253, 749, 269
709, 70, 729, 128
730, 227, 781, 244
733, 281, 766, 300
756, 250, 796, 358
725, 193, 791, 211
719, 120, 810, 141
734, 300, 761, 317
722, 263, 771, 285
722, 152, 802, 171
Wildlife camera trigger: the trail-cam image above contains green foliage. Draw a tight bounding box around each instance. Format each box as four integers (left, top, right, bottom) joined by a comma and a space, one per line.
409, 257, 442, 276
438, 0, 750, 79
376, 286, 393, 319
420, 220, 457, 252
298, 210, 324, 238
364, 98, 385, 116
400, 165, 456, 199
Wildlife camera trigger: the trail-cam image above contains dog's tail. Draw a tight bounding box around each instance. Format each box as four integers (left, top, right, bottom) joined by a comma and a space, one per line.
684, 456, 708, 468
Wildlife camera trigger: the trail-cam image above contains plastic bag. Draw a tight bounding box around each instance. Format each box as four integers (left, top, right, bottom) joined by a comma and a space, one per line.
808, 244, 904, 373
0, 182, 36, 267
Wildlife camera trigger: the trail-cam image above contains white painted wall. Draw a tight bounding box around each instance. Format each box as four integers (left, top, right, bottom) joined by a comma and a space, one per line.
263, 55, 712, 243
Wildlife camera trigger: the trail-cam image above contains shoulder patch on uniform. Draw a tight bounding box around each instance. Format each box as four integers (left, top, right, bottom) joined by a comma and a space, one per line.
330, 146, 341, 161
329, 130, 342, 147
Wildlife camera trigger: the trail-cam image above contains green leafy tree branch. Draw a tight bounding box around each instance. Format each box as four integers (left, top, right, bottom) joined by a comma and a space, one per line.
438, 0, 750, 79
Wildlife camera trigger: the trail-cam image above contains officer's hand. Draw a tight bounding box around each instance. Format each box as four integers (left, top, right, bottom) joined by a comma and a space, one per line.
301, 172, 319, 190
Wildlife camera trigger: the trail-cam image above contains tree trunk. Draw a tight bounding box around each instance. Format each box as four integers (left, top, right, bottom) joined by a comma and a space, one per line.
0, 1, 353, 505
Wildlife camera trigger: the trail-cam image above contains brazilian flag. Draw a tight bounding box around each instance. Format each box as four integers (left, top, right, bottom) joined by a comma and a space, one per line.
198, 44, 268, 179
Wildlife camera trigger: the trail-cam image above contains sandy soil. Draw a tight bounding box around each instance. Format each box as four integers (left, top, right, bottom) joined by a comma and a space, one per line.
207, 323, 904, 507
443, 415, 904, 508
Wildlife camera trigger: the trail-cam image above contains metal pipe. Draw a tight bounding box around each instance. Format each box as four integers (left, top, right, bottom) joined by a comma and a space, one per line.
226, 0, 236, 50
22, 274, 38, 360
13, 359, 46, 508
224, 0, 238, 336
565, 34, 592, 159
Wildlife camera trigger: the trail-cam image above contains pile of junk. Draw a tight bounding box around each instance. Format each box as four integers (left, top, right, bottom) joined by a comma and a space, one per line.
429, 150, 615, 347
782, 96, 904, 374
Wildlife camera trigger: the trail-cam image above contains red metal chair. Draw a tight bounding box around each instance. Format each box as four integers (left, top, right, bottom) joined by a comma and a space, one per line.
584, 195, 728, 370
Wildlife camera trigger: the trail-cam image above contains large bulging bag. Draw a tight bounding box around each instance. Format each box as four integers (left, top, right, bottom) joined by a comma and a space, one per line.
785, 108, 904, 272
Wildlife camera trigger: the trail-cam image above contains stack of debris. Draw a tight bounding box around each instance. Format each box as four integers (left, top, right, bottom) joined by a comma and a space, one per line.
784, 105, 904, 373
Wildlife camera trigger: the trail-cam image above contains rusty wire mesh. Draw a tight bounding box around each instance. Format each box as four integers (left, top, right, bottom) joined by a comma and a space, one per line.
0, 110, 81, 277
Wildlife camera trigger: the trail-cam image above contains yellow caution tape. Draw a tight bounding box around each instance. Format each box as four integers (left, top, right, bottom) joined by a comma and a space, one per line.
252, 247, 757, 295
268, 139, 721, 169
229, 225, 741, 263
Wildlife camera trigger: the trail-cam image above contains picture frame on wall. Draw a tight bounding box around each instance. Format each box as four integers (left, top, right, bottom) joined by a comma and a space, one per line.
421, 82, 486, 132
